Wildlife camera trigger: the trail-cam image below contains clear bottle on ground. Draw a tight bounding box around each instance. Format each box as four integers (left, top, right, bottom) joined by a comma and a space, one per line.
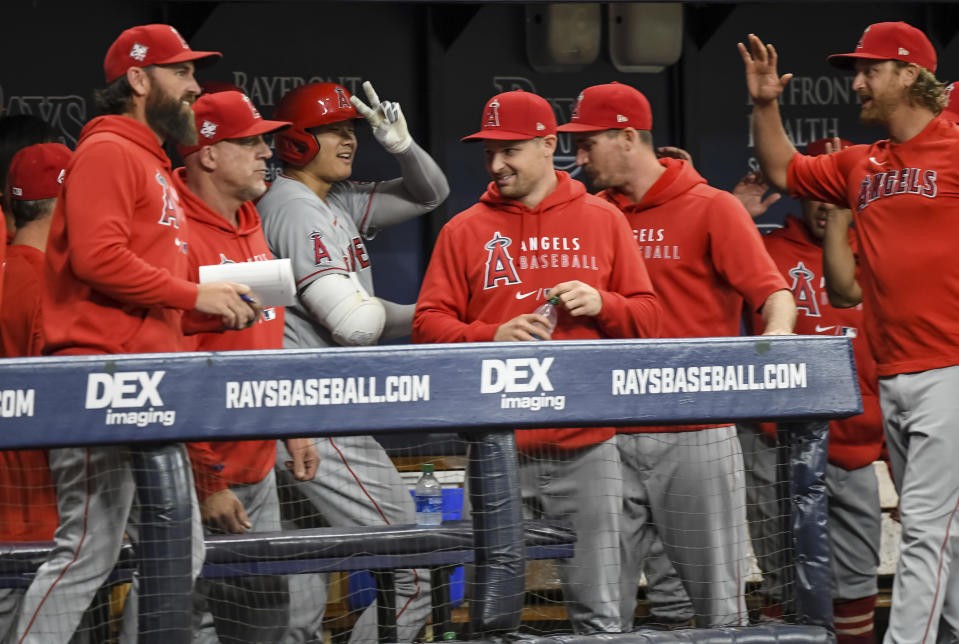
415, 463, 443, 525
531, 295, 560, 340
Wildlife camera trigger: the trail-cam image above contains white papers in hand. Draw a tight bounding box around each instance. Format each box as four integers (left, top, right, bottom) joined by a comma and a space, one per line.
198, 258, 296, 307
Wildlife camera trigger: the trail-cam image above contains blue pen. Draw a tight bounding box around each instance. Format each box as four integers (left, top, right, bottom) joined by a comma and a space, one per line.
240, 294, 257, 304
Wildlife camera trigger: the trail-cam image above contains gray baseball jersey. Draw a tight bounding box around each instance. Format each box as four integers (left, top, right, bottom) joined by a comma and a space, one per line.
259, 176, 377, 349
259, 142, 448, 349
258, 140, 448, 643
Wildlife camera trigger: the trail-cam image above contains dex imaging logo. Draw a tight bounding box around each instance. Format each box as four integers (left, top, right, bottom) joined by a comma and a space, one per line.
480, 358, 565, 411
85, 371, 176, 427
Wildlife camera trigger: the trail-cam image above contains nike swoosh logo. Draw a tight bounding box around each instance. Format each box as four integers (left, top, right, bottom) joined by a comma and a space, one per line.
515, 290, 538, 300
815, 325, 835, 333
869, 156, 886, 166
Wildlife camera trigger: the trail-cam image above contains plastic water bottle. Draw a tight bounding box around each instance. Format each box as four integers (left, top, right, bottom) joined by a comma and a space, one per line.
531, 295, 560, 340
415, 464, 443, 525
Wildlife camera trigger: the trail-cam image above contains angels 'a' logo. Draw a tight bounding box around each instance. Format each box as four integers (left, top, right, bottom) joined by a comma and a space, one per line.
169, 26, 189, 50
335, 87, 351, 110
483, 231, 520, 290
788, 260, 820, 318
154, 172, 181, 229
57, 169, 65, 184
945, 83, 956, 107
309, 231, 332, 265
570, 93, 584, 121
484, 100, 501, 128
200, 120, 218, 139
218, 253, 236, 265
241, 94, 262, 119
856, 26, 870, 50
130, 43, 148, 61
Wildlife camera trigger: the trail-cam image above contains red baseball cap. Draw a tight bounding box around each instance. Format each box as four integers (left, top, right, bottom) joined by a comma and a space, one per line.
461, 90, 557, 141
805, 138, 853, 156
942, 82, 959, 123
828, 22, 936, 73
9, 143, 73, 201
104, 24, 222, 83
177, 91, 291, 157
557, 82, 652, 132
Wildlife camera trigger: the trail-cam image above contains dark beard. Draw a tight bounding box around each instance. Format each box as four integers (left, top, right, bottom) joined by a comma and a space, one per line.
145, 87, 197, 145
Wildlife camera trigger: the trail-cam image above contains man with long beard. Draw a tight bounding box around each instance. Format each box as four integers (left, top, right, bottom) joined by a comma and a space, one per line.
16, 24, 259, 643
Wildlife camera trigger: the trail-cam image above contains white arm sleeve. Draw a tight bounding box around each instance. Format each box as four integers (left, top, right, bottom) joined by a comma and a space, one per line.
300, 273, 386, 346
376, 299, 415, 341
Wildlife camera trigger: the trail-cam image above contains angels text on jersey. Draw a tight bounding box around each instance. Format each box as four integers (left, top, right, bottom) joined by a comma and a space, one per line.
633, 227, 680, 260
483, 231, 599, 290
856, 168, 937, 213
310, 231, 370, 272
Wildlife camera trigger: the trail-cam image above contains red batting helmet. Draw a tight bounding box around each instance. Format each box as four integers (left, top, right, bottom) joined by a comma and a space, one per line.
273, 83, 359, 166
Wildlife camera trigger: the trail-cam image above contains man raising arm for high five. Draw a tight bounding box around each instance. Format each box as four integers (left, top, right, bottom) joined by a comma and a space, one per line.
741, 23, 959, 643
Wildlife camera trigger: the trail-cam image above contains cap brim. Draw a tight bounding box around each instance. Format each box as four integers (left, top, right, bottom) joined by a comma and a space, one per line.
158, 50, 223, 68
231, 119, 292, 139
177, 119, 291, 157
461, 130, 544, 142
827, 52, 889, 69
556, 122, 609, 133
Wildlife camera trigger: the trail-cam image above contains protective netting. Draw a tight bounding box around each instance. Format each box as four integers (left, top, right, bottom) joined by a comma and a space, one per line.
0, 421, 828, 643
0, 444, 198, 643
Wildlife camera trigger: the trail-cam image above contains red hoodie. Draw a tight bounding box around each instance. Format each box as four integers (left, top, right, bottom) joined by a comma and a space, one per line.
0, 244, 45, 358
173, 167, 284, 499
43, 115, 198, 356
1, 206, 5, 303
599, 158, 788, 434
413, 171, 660, 451
0, 246, 57, 542
752, 215, 883, 470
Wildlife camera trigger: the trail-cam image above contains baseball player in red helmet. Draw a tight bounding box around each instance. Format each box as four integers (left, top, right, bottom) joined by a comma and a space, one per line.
741, 21, 959, 641
16, 24, 259, 644
414, 89, 661, 634
736, 138, 885, 640
173, 90, 320, 643
560, 81, 795, 628
258, 81, 448, 642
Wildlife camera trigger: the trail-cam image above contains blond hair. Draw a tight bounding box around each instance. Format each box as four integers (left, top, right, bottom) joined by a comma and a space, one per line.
895, 61, 947, 113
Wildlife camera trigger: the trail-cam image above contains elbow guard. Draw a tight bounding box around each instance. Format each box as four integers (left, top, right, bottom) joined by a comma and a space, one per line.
301, 273, 386, 346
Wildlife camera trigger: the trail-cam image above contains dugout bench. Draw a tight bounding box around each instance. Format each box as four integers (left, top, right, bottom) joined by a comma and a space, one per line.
0, 337, 859, 643
0, 518, 576, 643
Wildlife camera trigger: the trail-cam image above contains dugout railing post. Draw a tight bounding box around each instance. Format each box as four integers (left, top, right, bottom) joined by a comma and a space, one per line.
782, 420, 833, 629
464, 429, 526, 637
129, 444, 195, 643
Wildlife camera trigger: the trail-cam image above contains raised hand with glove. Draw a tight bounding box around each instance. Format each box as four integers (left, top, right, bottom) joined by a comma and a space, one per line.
350, 81, 413, 154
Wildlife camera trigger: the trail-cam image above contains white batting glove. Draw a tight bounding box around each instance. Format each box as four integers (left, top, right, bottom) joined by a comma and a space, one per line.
350, 81, 413, 155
